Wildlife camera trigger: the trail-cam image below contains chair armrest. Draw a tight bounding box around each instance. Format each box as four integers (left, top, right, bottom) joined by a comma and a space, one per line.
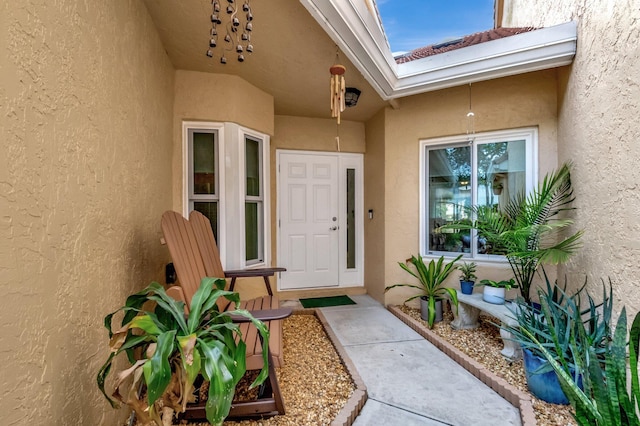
230, 307, 292, 323
225, 267, 286, 278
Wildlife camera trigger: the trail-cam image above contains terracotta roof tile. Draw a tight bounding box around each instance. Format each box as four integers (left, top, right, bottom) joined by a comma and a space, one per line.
395, 27, 536, 64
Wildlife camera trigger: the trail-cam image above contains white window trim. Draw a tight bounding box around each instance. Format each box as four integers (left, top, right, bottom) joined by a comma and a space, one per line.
182, 121, 270, 270
419, 127, 538, 262
237, 125, 271, 268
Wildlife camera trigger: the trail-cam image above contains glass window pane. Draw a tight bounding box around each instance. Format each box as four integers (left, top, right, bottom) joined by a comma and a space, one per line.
245, 137, 260, 197
194, 201, 218, 241
476, 139, 526, 254
427, 146, 471, 253
245, 202, 261, 261
193, 132, 215, 195
346, 168, 356, 269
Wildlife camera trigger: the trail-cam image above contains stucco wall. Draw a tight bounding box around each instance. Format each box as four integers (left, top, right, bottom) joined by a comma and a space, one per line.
503, 0, 640, 313
381, 71, 559, 306
364, 109, 387, 303
0, 1, 175, 424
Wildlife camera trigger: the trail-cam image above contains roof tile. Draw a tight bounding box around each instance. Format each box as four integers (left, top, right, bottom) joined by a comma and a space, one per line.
396, 27, 536, 64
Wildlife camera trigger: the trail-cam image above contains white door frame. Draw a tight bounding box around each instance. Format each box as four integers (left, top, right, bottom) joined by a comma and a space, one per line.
277, 149, 364, 290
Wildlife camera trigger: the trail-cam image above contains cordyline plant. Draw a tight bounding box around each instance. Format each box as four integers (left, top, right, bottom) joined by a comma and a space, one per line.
96, 278, 270, 426
447, 162, 583, 304
385, 254, 462, 328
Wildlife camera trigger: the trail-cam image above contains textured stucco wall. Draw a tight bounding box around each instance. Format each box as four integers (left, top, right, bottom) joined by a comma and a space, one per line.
503, 0, 640, 314
364, 109, 386, 304
0, 1, 175, 424
381, 71, 559, 306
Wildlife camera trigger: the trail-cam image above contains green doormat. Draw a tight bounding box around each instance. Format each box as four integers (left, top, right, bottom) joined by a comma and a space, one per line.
299, 295, 357, 309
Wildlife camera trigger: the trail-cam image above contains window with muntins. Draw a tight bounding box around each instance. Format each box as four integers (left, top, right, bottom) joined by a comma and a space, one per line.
184, 122, 270, 269
189, 129, 219, 239
421, 128, 537, 259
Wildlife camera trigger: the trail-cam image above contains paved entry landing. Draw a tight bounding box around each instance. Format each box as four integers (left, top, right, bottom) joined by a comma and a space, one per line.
318, 295, 521, 426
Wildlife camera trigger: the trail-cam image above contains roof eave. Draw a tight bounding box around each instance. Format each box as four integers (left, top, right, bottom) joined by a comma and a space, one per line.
300, 0, 577, 100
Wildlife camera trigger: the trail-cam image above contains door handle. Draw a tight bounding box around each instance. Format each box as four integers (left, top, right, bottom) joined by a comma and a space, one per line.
329, 226, 338, 231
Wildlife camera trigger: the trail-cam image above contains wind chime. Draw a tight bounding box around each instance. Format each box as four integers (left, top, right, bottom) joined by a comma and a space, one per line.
330, 54, 346, 151
206, 0, 254, 64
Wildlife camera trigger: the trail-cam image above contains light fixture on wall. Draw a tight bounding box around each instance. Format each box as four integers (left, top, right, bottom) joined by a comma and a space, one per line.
344, 88, 361, 107
206, 0, 254, 64
466, 83, 475, 138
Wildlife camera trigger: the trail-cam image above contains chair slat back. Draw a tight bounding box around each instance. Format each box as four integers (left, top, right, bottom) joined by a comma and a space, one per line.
161, 211, 207, 305
189, 210, 226, 279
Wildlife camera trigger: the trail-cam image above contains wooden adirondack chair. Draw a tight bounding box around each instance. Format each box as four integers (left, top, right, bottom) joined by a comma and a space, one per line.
160, 210, 288, 419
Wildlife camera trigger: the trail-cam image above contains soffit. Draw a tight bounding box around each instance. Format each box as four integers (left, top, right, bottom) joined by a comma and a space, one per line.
142, 0, 388, 122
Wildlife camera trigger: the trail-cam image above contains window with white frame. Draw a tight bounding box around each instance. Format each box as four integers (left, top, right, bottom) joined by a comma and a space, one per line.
420, 128, 537, 259
184, 121, 270, 269
244, 135, 263, 264
188, 128, 219, 239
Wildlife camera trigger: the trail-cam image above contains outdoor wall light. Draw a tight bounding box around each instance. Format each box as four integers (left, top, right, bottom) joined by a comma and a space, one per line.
345, 87, 361, 107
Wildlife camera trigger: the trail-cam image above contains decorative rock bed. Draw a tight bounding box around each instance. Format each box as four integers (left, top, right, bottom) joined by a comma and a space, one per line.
390, 305, 577, 426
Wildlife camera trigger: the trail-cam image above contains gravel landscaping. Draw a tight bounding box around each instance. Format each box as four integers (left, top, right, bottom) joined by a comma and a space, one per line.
398, 304, 577, 426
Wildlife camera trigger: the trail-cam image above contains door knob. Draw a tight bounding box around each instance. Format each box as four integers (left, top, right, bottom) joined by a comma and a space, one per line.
330, 226, 338, 231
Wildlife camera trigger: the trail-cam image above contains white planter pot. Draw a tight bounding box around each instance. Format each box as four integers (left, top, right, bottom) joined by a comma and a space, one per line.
483, 286, 506, 304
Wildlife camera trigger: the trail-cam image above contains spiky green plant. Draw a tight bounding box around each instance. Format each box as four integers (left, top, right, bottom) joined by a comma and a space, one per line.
447, 162, 583, 303
385, 254, 462, 328
96, 278, 270, 426
524, 306, 640, 425
504, 271, 612, 376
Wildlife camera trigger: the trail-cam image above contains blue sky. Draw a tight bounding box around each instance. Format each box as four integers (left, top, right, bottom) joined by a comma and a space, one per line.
377, 0, 495, 54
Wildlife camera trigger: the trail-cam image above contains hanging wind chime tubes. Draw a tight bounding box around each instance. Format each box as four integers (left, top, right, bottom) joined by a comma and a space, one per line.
330, 64, 346, 124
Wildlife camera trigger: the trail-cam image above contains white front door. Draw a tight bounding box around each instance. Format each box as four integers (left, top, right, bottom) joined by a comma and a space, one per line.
278, 152, 339, 289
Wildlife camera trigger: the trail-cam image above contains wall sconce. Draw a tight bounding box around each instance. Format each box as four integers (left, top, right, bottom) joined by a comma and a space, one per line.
345, 87, 361, 107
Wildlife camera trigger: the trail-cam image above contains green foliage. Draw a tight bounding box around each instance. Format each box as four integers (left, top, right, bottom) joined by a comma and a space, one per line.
525, 306, 640, 426
385, 254, 462, 328
457, 261, 477, 282
96, 278, 270, 426
446, 162, 583, 303
505, 271, 612, 377
478, 278, 517, 290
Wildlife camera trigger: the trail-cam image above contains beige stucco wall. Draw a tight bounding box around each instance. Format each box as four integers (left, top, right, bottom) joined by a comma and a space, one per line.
380, 70, 559, 306
364, 109, 387, 303
0, 1, 175, 425
503, 0, 640, 314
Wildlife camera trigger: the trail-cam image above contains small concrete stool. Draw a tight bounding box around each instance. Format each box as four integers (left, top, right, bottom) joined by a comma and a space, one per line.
451, 292, 522, 361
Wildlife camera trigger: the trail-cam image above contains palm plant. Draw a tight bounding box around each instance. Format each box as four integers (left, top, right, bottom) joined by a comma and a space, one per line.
385, 254, 462, 328
452, 162, 583, 304
97, 278, 270, 426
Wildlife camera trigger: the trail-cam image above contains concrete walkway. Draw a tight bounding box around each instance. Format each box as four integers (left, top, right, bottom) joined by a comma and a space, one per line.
316, 295, 522, 426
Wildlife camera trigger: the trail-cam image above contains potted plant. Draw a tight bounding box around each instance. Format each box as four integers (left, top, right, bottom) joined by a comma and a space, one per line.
477, 278, 517, 304
503, 272, 612, 404
447, 162, 583, 304
385, 254, 462, 328
457, 261, 477, 295
96, 278, 270, 426
528, 306, 640, 424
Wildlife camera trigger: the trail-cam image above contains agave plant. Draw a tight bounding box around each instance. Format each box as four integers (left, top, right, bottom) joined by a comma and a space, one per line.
524, 305, 640, 425
449, 162, 583, 303
96, 278, 270, 426
385, 254, 462, 328
504, 271, 612, 375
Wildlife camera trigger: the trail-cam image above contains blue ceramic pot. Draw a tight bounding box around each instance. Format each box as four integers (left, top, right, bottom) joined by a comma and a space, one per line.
522, 348, 581, 405
460, 280, 474, 295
